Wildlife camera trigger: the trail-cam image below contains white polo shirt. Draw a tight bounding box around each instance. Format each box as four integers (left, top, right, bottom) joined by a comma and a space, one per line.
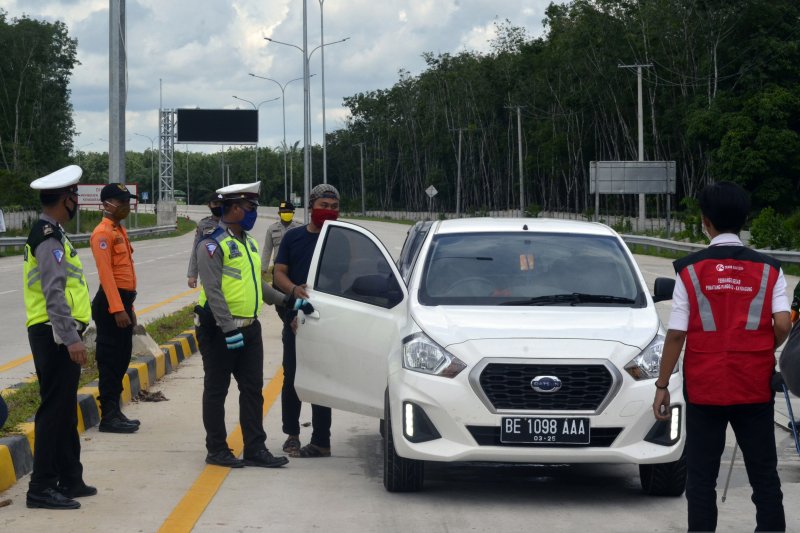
667, 233, 790, 331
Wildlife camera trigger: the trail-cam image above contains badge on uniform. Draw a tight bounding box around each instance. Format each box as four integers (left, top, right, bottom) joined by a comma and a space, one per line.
99, 239, 108, 250
206, 242, 218, 257
228, 241, 242, 258
43, 224, 54, 236
52, 249, 65, 264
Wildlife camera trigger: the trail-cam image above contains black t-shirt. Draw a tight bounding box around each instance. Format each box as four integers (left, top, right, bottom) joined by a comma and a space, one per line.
274, 225, 319, 286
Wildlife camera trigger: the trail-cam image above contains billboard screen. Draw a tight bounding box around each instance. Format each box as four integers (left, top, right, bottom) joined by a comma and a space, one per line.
177, 109, 258, 144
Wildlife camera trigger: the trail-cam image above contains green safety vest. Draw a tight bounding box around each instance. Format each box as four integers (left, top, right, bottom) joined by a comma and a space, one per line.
23, 220, 91, 327
199, 229, 263, 318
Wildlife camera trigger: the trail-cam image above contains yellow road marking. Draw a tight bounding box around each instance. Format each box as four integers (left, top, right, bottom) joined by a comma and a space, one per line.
158, 368, 284, 533
0, 287, 200, 376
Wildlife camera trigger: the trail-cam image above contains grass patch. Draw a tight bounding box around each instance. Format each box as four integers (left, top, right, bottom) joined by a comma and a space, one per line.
0, 304, 197, 437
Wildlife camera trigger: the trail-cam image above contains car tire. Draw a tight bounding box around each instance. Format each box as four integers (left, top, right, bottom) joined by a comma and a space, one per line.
639, 451, 687, 497
383, 391, 424, 492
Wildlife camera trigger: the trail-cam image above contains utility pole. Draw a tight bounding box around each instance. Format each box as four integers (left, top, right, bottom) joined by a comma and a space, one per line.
506, 105, 526, 216
355, 142, 365, 214
109, 0, 126, 184
618, 63, 653, 225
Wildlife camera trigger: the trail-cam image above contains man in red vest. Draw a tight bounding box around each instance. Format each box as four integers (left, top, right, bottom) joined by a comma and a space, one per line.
653, 182, 792, 532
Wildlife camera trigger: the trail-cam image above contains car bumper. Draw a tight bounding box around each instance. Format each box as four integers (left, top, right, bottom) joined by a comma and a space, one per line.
388, 368, 685, 465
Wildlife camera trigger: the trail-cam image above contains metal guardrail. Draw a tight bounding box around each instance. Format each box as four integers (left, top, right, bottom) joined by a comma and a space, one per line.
622, 234, 800, 264
0, 224, 177, 252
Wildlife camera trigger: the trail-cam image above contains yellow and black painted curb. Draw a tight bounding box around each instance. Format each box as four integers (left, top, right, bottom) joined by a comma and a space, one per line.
0, 329, 198, 493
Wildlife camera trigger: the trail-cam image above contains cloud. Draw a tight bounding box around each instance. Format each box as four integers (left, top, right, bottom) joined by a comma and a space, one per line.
5, 0, 552, 153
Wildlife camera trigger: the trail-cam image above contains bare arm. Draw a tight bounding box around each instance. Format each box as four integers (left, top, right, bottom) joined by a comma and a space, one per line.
774, 311, 791, 348
652, 329, 686, 421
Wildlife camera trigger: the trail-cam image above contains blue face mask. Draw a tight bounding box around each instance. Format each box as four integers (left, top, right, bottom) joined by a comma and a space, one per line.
240, 208, 258, 231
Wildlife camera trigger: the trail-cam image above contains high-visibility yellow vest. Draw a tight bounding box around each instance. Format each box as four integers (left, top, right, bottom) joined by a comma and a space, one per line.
24, 220, 91, 327
199, 229, 263, 318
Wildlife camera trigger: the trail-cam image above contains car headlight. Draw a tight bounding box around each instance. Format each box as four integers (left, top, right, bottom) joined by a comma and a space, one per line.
624, 333, 677, 380
402, 333, 466, 378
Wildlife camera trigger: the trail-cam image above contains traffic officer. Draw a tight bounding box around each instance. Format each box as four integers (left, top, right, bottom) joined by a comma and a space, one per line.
89, 183, 140, 433
195, 181, 289, 468
187, 193, 223, 288
24, 165, 96, 509
653, 181, 791, 532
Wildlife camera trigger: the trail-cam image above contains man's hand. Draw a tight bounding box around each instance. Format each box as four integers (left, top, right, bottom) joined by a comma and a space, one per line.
224, 329, 245, 350
293, 283, 310, 300
188, 276, 198, 288
114, 311, 132, 328
652, 388, 671, 421
67, 341, 87, 366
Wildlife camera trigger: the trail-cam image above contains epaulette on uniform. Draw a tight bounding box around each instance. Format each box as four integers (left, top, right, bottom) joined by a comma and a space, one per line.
26, 219, 63, 256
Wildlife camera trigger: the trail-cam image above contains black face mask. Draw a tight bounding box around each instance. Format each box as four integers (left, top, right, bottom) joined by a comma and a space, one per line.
64, 196, 77, 220
210, 206, 223, 217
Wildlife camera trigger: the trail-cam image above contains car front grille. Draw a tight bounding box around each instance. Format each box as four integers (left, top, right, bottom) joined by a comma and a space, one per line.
478, 363, 614, 411
466, 426, 622, 448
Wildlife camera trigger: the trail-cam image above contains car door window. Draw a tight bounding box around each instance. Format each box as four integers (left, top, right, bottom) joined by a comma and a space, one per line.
315, 226, 404, 309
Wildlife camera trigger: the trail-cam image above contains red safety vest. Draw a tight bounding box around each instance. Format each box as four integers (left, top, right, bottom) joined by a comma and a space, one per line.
675, 246, 780, 405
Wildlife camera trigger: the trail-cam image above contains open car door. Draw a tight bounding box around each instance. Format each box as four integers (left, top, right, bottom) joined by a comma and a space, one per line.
295, 221, 408, 418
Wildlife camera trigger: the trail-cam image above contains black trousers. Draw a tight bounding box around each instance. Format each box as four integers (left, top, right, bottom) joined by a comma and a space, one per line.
197, 320, 267, 456
92, 287, 135, 418
27, 324, 83, 492
685, 400, 785, 532
281, 319, 331, 448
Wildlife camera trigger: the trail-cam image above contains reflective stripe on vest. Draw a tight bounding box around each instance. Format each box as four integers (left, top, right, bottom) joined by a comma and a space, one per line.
199, 232, 262, 318
685, 264, 716, 331
745, 263, 770, 330
24, 235, 91, 327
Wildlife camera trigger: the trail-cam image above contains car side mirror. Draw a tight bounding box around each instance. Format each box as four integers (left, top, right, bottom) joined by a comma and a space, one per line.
653, 277, 675, 303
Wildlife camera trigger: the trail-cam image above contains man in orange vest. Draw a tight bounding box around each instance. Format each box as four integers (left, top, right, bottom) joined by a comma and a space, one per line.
89, 183, 140, 434
653, 182, 792, 531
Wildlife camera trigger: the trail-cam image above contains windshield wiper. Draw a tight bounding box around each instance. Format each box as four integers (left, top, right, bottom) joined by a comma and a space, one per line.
498, 293, 636, 306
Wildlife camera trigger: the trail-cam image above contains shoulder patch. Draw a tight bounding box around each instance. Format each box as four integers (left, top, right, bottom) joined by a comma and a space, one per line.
43, 224, 54, 236
52, 249, 65, 264
205, 242, 218, 257
99, 239, 108, 250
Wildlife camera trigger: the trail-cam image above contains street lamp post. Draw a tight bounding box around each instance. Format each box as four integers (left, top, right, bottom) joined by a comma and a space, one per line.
232, 95, 279, 182
265, 32, 349, 222
248, 73, 308, 200
355, 142, 365, 214
133, 132, 155, 206
318, 0, 328, 184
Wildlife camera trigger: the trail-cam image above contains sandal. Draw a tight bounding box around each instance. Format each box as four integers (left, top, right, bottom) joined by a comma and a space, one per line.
292, 443, 331, 458
282, 436, 301, 454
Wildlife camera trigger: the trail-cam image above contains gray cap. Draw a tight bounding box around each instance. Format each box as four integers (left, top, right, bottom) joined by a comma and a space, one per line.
309, 183, 340, 207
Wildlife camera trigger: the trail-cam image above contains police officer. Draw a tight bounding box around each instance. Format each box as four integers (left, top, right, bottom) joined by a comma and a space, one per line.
262, 200, 301, 272
195, 181, 289, 468
24, 165, 95, 509
188, 193, 223, 288
653, 182, 791, 532
89, 183, 140, 433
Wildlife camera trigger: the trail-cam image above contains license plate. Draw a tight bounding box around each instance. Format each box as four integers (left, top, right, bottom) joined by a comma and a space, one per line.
500, 417, 591, 444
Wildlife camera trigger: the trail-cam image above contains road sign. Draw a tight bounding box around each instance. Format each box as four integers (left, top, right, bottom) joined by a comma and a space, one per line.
589, 161, 676, 194
78, 184, 138, 207
141, 191, 149, 201
425, 185, 438, 198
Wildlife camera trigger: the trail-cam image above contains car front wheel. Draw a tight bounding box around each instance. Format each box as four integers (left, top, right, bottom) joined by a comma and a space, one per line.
383, 390, 424, 492
639, 451, 687, 496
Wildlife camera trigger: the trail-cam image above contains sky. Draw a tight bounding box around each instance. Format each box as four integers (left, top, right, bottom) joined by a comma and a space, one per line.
5, 0, 553, 154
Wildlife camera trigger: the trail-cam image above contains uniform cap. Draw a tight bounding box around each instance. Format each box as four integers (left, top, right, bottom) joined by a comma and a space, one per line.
100, 183, 138, 202
30, 165, 82, 191
216, 181, 260, 204
308, 183, 340, 207
278, 200, 295, 212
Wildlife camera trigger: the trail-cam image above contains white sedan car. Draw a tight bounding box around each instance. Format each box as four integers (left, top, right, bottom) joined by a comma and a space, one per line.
295, 218, 684, 494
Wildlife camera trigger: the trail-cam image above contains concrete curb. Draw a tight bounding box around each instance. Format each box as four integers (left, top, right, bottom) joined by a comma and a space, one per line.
0, 328, 198, 492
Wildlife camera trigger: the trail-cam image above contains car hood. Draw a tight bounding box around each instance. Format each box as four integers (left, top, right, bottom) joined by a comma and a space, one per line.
411, 304, 660, 350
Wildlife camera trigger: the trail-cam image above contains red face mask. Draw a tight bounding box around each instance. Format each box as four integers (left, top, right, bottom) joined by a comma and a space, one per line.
311, 208, 339, 227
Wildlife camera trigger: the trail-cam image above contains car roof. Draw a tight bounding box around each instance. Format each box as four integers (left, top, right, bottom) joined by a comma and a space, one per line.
433, 217, 619, 237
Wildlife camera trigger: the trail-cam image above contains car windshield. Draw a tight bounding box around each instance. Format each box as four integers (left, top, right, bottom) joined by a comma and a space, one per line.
418, 232, 644, 307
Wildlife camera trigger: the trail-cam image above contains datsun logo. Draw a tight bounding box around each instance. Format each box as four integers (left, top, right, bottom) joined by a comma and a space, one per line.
531, 375, 563, 393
